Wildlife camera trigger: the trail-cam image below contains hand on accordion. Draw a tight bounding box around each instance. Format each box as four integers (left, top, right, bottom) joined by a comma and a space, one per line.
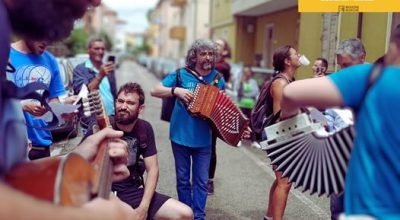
242, 126, 252, 140
174, 87, 194, 104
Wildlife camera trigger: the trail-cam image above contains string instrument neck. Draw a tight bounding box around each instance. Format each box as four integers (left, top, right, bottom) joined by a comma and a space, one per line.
90, 93, 113, 199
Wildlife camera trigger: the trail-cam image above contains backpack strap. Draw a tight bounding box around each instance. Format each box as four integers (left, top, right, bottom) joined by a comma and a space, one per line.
210, 71, 223, 86
176, 68, 182, 87
359, 62, 384, 107
366, 63, 384, 95
184, 67, 222, 86
274, 74, 292, 84
264, 74, 292, 119
184, 67, 207, 84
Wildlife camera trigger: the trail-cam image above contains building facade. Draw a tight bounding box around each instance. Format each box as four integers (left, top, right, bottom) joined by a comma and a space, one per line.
210, 0, 400, 79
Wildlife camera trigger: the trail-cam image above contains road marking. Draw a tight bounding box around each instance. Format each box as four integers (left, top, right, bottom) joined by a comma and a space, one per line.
238, 146, 330, 218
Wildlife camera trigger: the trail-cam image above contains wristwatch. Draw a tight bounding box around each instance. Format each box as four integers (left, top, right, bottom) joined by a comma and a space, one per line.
171, 87, 176, 96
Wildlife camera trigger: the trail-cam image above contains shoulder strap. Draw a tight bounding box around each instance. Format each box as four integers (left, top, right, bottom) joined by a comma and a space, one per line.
210, 71, 223, 86
184, 67, 222, 86
176, 68, 182, 87
360, 62, 384, 105
274, 74, 292, 84
263, 74, 291, 120
183, 67, 208, 84
267, 74, 292, 98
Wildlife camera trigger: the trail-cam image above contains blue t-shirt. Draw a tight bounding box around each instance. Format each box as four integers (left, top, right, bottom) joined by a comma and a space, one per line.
329, 64, 400, 219
7, 48, 65, 147
162, 68, 225, 148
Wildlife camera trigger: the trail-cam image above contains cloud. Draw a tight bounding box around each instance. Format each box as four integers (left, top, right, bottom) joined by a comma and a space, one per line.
102, 0, 158, 33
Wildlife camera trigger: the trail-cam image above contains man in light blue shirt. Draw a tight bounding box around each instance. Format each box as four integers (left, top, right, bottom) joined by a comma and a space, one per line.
72, 37, 117, 133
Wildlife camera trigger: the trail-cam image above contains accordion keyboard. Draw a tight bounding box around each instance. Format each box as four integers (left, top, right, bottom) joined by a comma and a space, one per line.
188, 84, 249, 146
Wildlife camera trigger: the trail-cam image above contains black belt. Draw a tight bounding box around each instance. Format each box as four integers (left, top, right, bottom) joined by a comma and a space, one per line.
31, 145, 50, 151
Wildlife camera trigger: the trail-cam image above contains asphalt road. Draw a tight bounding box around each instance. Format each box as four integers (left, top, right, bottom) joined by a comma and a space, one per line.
54, 61, 331, 220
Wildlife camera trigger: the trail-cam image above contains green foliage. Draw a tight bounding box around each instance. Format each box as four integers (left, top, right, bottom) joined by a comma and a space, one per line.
63, 28, 88, 57
127, 39, 151, 56
99, 31, 113, 51
61, 29, 114, 56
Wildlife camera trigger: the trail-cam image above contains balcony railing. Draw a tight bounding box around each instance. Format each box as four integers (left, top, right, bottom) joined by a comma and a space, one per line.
169, 26, 186, 41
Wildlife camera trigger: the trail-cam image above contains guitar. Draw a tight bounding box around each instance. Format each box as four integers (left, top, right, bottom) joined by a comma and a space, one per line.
6, 90, 113, 206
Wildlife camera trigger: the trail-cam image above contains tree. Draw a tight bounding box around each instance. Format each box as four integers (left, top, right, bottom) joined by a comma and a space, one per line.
63, 28, 88, 57
99, 31, 113, 51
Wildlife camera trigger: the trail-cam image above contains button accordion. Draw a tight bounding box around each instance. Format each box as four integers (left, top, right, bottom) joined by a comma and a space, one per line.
260, 113, 355, 196
187, 83, 249, 146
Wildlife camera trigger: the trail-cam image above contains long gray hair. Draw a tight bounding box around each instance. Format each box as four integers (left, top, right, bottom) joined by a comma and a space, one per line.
185, 39, 219, 69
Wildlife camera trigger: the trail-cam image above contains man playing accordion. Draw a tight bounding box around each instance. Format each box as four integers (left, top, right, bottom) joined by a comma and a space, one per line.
152, 39, 250, 220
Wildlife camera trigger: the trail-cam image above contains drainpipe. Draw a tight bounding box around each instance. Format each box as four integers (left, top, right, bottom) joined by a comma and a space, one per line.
193, 0, 198, 39
357, 13, 363, 39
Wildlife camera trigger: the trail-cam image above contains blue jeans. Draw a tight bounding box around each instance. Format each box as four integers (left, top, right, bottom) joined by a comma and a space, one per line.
171, 142, 211, 220
330, 193, 344, 220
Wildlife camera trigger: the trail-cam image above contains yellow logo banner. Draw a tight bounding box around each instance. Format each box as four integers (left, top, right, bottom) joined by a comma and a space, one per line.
299, 0, 400, 12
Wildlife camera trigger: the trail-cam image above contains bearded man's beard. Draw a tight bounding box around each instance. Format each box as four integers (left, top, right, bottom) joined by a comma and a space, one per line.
201, 61, 213, 71
116, 110, 138, 125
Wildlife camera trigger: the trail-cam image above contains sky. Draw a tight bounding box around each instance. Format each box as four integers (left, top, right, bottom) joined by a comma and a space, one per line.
102, 0, 158, 33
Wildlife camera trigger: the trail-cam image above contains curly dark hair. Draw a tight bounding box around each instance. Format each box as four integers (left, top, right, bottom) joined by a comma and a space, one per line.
7, 0, 94, 41
117, 82, 145, 105
185, 39, 219, 69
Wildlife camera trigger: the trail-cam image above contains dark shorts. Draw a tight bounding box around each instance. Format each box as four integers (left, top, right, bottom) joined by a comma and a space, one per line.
116, 187, 170, 219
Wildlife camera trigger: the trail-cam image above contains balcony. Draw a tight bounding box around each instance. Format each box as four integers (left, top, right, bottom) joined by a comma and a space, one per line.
171, 0, 187, 7
232, 0, 297, 16
169, 26, 186, 41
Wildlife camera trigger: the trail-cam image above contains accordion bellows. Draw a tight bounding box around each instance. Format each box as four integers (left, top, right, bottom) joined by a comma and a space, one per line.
188, 84, 249, 146
261, 113, 355, 196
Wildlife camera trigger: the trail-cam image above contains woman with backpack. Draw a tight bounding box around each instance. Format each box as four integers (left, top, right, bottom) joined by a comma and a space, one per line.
263, 45, 303, 220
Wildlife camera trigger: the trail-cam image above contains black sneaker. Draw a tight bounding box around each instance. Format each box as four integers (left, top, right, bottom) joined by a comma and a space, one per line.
207, 180, 214, 195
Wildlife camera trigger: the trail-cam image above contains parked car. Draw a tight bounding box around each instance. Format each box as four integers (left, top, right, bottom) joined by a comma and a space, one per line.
51, 58, 80, 141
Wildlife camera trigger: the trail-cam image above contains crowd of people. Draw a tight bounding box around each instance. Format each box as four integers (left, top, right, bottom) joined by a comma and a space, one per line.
1, 0, 400, 220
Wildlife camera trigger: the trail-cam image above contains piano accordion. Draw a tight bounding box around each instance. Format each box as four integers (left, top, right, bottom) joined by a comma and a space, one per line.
260, 113, 355, 196
187, 83, 249, 146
